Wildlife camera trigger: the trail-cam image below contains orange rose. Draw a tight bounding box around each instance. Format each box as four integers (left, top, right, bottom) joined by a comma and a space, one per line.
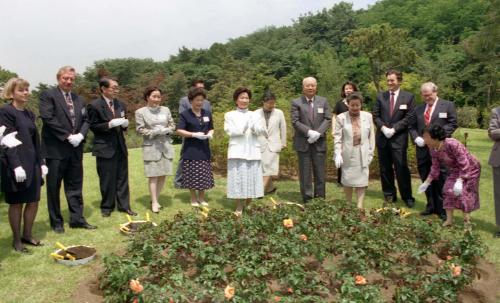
224, 285, 235, 300
299, 234, 307, 241
129, 279, 143, 294
446, 255, 453, 260
287, 287, 294, 294
283, 219, 294, 228
355, 275, 367, 285
132, 298, 139, 303
169, 298, 175, 303
274, 296, 282, 302
452, 265, 462, 277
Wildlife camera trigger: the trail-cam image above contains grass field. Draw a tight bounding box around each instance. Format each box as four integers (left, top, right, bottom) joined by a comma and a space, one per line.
0, 128, 498, 303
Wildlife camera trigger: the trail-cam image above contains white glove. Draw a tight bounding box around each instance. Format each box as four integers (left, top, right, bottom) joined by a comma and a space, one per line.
192, 132, 208, 140
414, 136, 425, 147
158, 126, 172, 135
68, 133, 84, 147
109, 118, 125, 128
14, 166, 26, 183
307, 130, 321, 144
381, 126, 395, 138
0, 125, 6, 137
334, 154, 343, 168
206, 132, 213, 140
120, 119, 129, 128
453, 178, 463, 197
41, 165, 49, 177
1, 131, 22, 148
418, 181, 430, 194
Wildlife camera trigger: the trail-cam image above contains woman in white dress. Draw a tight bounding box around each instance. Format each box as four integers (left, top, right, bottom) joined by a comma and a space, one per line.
224, 87, 266, 215
333, 93, 375, 208
254, 91, 287, 194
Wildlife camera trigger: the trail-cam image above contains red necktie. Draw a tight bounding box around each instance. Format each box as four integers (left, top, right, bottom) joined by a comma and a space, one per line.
424, 103, 433, 125
389, 92, 395, 116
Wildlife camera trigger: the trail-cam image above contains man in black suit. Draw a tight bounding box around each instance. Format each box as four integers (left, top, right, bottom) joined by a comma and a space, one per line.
39, 66, 96, 233
373, 70, 416, 207
87, 77, 136, 217
411, 82, 457, 220
291, 77, 332, 202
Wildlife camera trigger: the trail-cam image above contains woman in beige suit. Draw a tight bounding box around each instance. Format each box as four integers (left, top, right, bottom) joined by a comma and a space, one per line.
135, 86, 176, 213
254, 91, 287, 194
333, 93, 375, 208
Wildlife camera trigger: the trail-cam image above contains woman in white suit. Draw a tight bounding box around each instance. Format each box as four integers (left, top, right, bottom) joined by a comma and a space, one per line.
333, 93, 375, 208
224, 87, 267, 215
254, 91, 287, 194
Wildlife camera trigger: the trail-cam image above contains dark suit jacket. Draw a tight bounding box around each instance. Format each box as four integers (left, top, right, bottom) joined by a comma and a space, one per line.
291, 95, 332, 152
0, 104, 43, 192
409, 99, 458, 161
373, 90, 416, 149
39, 87, 89, 159
87, 97, 128, 159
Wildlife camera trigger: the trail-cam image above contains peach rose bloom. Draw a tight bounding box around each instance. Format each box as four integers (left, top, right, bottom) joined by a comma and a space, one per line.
452, 265, 462, 277
129, 279, 144, 294
299, 234, 308, 241
283, 219, 294, 228
355, 275, 367, 285
224, 285, 235, 300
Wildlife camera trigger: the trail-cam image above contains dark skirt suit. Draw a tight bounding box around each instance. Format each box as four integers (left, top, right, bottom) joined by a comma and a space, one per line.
177, 109, 215, 190
0, 104, 43, 203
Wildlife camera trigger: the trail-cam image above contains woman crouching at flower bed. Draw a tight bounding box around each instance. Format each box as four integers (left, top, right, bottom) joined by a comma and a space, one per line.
224, 87, 267, 215
419, 124, 481, 227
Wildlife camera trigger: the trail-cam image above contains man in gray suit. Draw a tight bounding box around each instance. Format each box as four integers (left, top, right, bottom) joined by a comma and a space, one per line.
488, 106, 500, 238
410, 82, 457, 220
175, 79, 212, 188
291, 77, 332, 203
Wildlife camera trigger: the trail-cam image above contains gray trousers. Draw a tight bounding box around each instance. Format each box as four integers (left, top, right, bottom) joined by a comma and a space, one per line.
297, 149, 326, 202
494, 166, 500, 228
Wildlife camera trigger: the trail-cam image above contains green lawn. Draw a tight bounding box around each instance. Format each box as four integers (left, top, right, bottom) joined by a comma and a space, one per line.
0, 128, 498, 303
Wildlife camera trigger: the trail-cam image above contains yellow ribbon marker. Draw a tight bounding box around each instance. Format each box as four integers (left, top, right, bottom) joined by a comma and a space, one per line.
146, 212, 150, 222
50, 253, 64, 260
126, 214, 132, 222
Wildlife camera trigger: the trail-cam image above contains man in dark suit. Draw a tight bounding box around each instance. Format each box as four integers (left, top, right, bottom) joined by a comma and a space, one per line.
87, 77, 136, 217
373, 70, 416, 207
39, 66, 96, 233
291, 77, 332, 203
412, 82, 457, 220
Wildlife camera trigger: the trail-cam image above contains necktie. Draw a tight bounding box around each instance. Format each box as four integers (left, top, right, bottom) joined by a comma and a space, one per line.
389, 92, 395, 116
64, 92, 76, 129
108, 100, 115, 117
308, 99, 313, 120
424, 103, 433, 126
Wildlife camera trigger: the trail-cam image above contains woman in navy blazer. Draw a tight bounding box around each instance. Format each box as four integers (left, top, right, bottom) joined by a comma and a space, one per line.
0, 78, 46, 253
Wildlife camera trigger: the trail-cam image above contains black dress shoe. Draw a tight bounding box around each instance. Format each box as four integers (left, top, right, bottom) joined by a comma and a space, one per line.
494, 231, 500, 238
101, 211, 111, 217
70, 222, 97, 229
53, 226, 65, 234
420, 209, 433, 216
405, 199, 415, 208
120, 209, 137, 216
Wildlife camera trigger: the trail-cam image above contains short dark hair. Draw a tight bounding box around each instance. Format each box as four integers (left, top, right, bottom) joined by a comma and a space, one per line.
98, 77, 117, 92
143, 86, 162, 101
346, 92, 364, 104
386, 69, 403, 82
340, 81, 358, 98
233, 87, 252, 102
190, 78, 204, 88
262, 90, 276, 103
188, 87, 207, 102
424, 124, 447, 141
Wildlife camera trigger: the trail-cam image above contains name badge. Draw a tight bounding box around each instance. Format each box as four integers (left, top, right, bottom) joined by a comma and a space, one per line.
203, 116, 210, 122
439, 112, 447, 118
120, 111, 125, 117
317, 108, 324, 114
399, 104, 407, 110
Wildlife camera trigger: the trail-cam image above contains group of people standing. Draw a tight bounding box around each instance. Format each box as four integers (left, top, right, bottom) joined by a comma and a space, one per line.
0, 66, 498, 253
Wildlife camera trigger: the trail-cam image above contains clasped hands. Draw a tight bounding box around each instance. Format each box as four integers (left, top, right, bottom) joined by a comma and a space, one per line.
67, 133, 84, 147
307, 130, 321, 144
108, 118, 129, 129
0, 125, 22, 148
381, 126, 396, 139
192, 132, 213, 140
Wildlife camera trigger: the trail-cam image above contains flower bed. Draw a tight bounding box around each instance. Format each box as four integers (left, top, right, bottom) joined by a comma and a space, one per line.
99, 200, 497, 302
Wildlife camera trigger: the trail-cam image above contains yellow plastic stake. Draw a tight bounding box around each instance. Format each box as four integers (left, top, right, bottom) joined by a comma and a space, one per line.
126, 214, 132, 222
55, 242, 67, 250
146, 212, 150, 222
50, 253, 64, 260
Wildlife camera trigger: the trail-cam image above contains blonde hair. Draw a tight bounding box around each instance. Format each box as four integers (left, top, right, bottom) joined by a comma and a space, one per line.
56, 66, 76, 80
2, 77, 30, 100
